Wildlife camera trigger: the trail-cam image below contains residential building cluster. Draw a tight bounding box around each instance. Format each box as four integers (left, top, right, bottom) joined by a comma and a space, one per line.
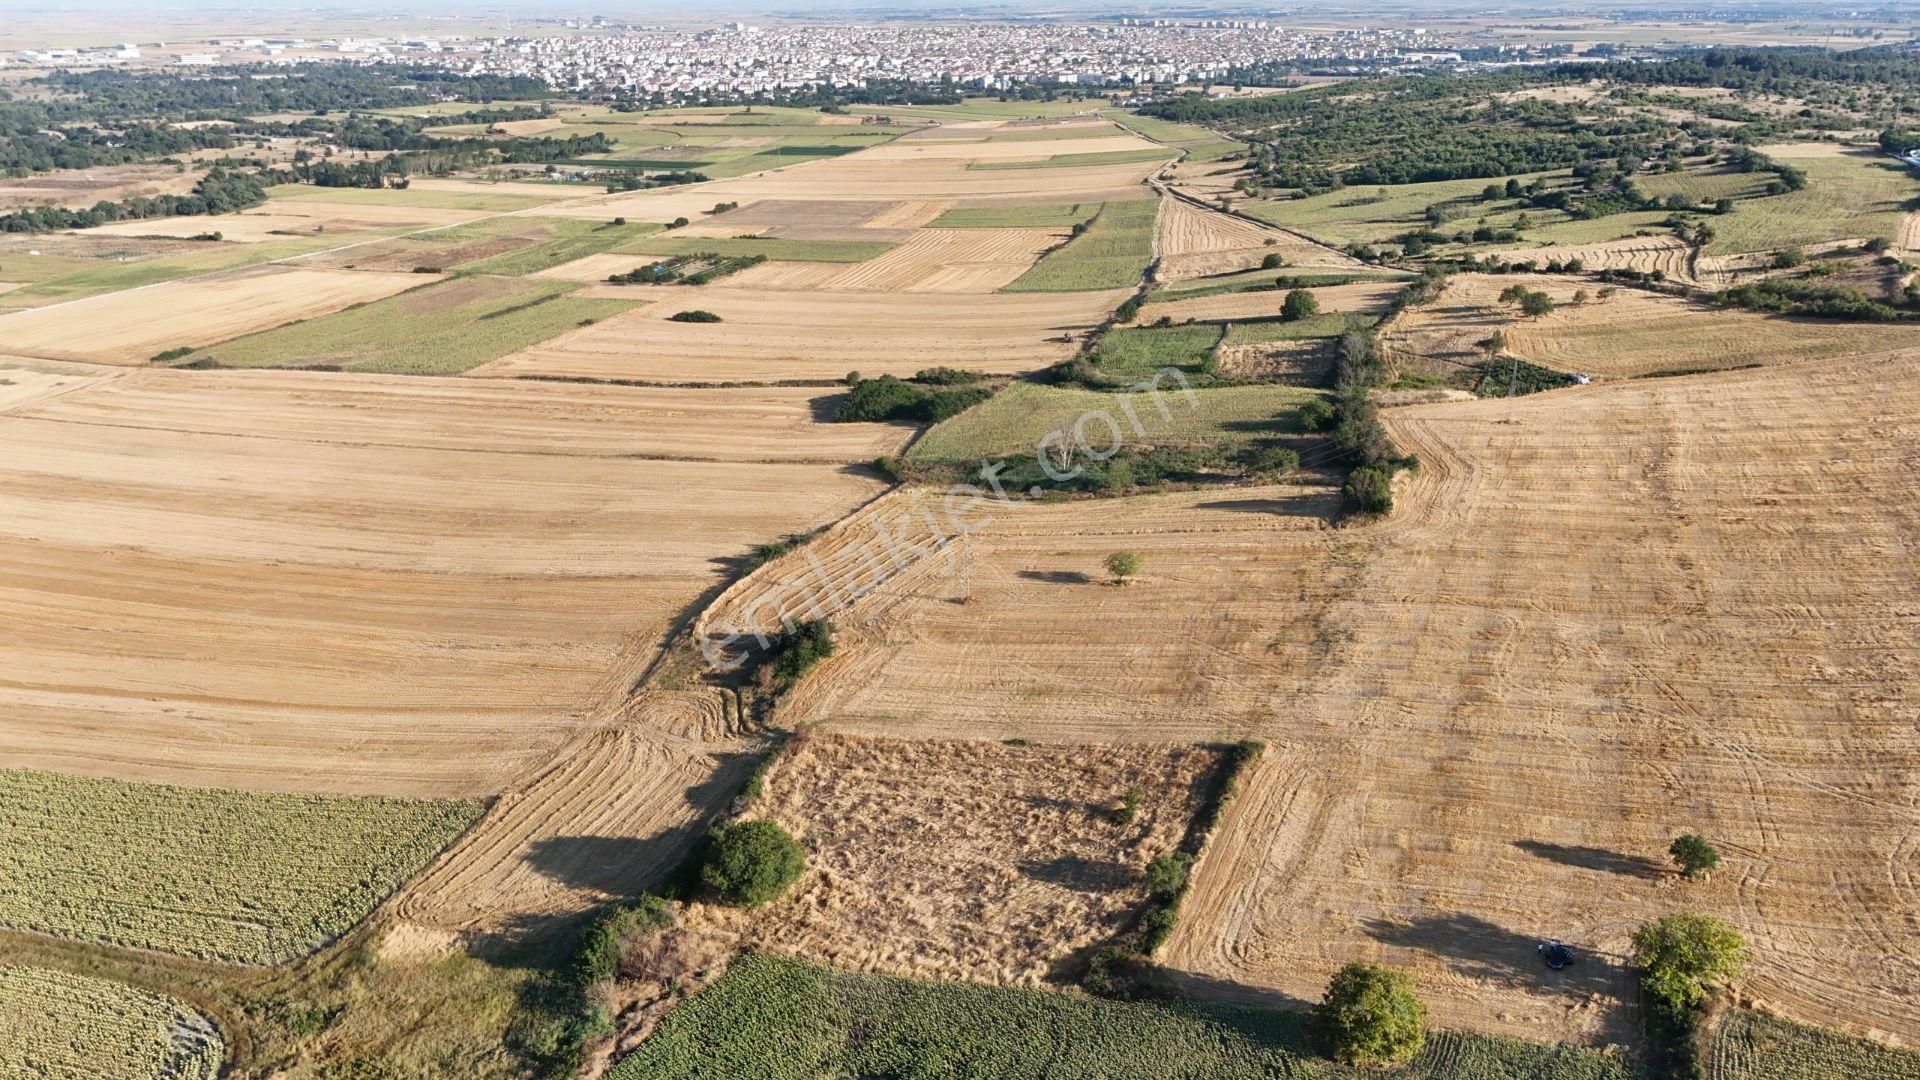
438, 21, 1452, 96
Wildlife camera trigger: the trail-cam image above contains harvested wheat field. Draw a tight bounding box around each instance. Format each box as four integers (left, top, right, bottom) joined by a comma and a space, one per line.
0, 360, 884, 798
1491, 234, 1697, 282
16, 366, 910, 462
0, 161, 202, 212
852, 133, 1162, 163
725, 227, 1064, 293
685, 733, 1221, 986
1383, 273, 1920, 378
0, 264, 424, 364
396, 691, 756, 936
80, 201, 488, 242
1156, 197, 1359, 279
1163, 351, 1920, 1047
697, 483, 1346, 743
473, 286, 1124, 382
1144, 280, 1405, 324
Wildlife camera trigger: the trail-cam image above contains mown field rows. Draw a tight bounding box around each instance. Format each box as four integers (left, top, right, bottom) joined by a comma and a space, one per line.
0, 966, 223, 1080
0, 767, 481, 963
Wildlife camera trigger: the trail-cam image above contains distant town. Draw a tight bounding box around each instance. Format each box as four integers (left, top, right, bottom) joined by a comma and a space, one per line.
2, 19, 1466, 100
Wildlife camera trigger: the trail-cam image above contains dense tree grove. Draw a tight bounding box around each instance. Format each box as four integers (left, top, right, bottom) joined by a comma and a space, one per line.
0, 166, 269, 231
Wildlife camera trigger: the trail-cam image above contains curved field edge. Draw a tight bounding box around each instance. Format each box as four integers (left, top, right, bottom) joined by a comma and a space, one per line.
608, 951, 1641, 1080
0, 965, 223, 1080
0, 768, 483, 965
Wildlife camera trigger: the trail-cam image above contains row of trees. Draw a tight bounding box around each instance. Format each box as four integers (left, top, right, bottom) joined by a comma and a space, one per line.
0, 166, 268, 232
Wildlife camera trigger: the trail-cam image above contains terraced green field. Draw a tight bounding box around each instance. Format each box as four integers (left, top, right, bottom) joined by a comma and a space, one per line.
610, 952, 1641, 1080
909, 381, 1323, 462
1089, 321, 1224, 376
0, 967, 223, 1080
0, 769, 481, 964
1005, 198, 1160, 292
1243, 172, 1563, 246
1222, 312, 1377, 347
199, 275, 641, 376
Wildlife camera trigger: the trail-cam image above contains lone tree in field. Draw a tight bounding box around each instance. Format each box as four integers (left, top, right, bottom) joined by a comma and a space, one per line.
1519, 290, 1556, 318
1105, 550, 1142, 585
1311, 963, 1426, 1067
1282, 288, 1321, 322
1669, 834, 1721, 880
1632, 911, 1749, 1019
703, 819, 805, 908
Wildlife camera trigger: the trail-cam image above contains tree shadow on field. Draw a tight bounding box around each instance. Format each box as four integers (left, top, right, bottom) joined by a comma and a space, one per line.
1360, 911, 1626, 1000
1016, 569, 1092, 585
1196, 494, 1324, 517
1017, 855, 1135, 893
1513, 839, 1667, 880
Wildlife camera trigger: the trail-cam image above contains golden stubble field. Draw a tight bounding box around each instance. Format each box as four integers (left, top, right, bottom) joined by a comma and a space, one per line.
706, 350, 1920, 1047
1384, 272, 1920, 379
0, 358, 891, 800
474, 286, 1127, 383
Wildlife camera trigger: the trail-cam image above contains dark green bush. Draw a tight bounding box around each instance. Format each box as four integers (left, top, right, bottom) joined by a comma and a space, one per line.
834, 376, 926, 422
703, 819, 805, 908
572, 894, 671, 987
1344, 466, 1393, 515
1145, 851, 1194, 901
668, 309, 722, 323
1298, 397, 1336, 431
768, 619, 834, 683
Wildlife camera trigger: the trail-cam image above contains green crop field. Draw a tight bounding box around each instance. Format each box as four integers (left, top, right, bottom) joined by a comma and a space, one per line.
201, 276, 641, 376
1222, 312, 1377, 347
1705, 1009, 1920, 1080
968, 147, 1177, 171
610, 952, 1641, 1080
1089, 322, 1224, 376
265, 184, 555, 212
1005, 198, 1160, 292
1495, 210, 1675, 247
1106, 110, 1249, 161
909, 381, 1323, 462
1636, 168, 1771, 204
929, 202, 1101, 228
1704, 152, 1919, 254
0, 768, 481, 964
0, 967, 223, 1080
457, 219, 662, 275
618, 235, 895, 262
878, 98, 1104, 122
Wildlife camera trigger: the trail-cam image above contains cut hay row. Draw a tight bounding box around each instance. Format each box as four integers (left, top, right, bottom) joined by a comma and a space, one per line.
396, 694, 750, 935
1385, 272, 1920, 379
472, 286, 1124, 383
1489, 234, 1696, 282
0, 264, 424, 364
1154, 196, 1360, 280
